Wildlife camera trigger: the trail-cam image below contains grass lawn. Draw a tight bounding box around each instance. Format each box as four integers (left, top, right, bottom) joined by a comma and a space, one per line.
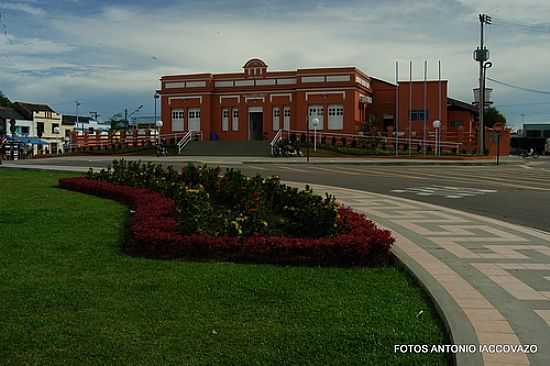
0, 168, 450, 366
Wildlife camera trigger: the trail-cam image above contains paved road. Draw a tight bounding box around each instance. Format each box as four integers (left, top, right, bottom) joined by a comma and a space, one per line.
3, 156, 549, 232
237, 160, 550, 233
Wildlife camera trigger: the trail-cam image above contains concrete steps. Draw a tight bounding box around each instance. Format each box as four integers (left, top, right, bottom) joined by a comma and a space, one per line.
180, 140, 271, 156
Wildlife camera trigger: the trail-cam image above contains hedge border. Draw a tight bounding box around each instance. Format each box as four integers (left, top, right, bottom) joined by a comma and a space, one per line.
59, 177, 394, 266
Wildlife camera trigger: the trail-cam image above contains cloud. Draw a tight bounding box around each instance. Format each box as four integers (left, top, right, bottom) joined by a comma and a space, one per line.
0, 1, 45, 16
1, 0, 550, 124
0, 35, 74, 55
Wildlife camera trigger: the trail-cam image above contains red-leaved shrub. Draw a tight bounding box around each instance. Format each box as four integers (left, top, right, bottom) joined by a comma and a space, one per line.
59, 177, 394, 266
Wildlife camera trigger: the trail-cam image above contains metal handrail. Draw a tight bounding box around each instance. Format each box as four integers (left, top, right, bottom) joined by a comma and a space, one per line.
283, 129, 463, 151
177, 131, 192, 154
270, 129, 283, 156
176, 130, 202, 154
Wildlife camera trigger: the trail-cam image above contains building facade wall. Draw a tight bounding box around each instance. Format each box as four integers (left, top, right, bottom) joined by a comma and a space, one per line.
159, 59, 372, 141
158, 59, 481, 151
397, 81, 449, 139
33, 110, 67, 153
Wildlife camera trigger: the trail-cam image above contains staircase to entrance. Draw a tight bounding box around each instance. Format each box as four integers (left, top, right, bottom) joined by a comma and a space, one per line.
178, 140, 271, 156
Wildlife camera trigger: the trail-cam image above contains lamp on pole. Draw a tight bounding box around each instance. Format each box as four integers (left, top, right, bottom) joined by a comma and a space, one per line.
306, 120, 310, 163
154, 92, 159, 126
9, 118, 16, 160
154, 92, 160, 145
312, 117, 319, 152
155, 120, 163, 147
474, 13, 492, 155
433, 120, 441, 157
75, 101, 81, 134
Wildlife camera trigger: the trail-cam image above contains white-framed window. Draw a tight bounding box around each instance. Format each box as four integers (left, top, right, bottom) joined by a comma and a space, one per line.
276, 78, 296, 85
222, 108, 229, 131
326, 75, 351, 82
328, 105, 344, 130
232, 109, 239, 131
283, 107, 290, 131
272, 107, 281, 131
188, 108, 200, 132
308, 105, 324, 129
172, 109, 184, 131
302, 76, 325, 83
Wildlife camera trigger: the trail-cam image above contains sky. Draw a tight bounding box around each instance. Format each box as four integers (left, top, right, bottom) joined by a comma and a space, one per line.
1, 0, 549, 129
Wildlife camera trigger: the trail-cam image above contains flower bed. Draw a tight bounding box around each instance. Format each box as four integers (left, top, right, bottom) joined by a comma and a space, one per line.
59, 176, 394, 266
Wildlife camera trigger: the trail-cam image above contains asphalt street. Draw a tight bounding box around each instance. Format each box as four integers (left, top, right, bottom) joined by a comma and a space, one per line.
3, 156, 550, 233
238, 160, 550, 233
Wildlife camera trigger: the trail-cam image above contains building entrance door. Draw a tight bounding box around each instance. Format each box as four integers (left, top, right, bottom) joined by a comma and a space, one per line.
249, 109, 263, 140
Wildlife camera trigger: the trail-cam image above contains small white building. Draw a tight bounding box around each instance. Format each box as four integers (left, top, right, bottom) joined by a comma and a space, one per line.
0, 106, 33, 136
63, 115, 111, 134
13, 102, 69, 154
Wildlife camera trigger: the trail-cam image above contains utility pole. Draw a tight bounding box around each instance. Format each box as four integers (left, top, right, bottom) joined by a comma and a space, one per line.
474, 13, 492, 155
75, 101, 81, 133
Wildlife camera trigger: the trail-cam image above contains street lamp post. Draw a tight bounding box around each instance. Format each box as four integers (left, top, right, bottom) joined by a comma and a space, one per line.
474, 61, 493, 155
154, 93, 159, 127
155, 120, 163, 145
306, 122, 310, 163
154, 93, 160, 146
9, 118, 16, 160
75, 101, 81, 134
433, 120, 441, 157
312, 117, 319, 152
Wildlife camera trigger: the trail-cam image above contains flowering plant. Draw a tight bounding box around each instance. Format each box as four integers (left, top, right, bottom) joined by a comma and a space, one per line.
59, 177, 394, 266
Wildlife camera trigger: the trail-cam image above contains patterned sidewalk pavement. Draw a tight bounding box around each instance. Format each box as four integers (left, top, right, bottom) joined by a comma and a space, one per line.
288, 182, 550, 366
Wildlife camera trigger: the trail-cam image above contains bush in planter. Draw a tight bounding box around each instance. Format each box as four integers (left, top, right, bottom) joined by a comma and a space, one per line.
58, 177, 394, 266
174, 185, 214, 234
87, 160, 339, 239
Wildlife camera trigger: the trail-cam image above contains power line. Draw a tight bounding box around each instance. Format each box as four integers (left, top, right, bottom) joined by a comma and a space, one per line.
487, 77, 550, 95
491, 18, 550, 34
496, 102, 550, 108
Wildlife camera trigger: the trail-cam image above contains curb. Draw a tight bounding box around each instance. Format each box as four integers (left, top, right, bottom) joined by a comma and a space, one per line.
242, 160, 512, 166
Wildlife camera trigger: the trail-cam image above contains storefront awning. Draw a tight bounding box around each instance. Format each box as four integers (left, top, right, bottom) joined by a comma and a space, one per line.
5, 136, 50, 145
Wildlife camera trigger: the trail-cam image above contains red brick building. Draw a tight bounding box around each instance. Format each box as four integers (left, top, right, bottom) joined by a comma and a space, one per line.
158, 58, 484, 152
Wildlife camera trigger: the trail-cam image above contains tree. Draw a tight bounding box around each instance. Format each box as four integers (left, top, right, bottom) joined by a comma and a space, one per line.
0, 91, 12, 108
109, 113, 127, 130
484, 106, 507, 128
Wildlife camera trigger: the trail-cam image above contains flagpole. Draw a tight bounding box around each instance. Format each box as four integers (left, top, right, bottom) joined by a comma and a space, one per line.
423, 60, 428, 155
395, 61, 399, 157
438, 60, 442, 156
409, 61, 412, 156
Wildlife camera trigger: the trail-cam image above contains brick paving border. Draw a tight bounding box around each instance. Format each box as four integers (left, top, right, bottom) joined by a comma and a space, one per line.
287, 181, 550, 366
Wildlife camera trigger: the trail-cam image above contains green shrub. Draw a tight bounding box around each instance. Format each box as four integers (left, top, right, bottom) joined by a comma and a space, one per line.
88, 160, 338, 238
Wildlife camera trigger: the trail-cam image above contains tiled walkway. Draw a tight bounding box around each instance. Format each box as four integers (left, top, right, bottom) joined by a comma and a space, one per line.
289, 182, 550, 366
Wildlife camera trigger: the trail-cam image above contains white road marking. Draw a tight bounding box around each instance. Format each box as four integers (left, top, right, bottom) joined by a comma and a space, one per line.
246, 165, 268, 170
390, 185, 498, 199
273, 165, 308, 173
306, 166, 364, 176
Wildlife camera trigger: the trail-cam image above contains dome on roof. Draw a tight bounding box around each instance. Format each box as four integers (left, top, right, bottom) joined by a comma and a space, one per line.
243, 58, 268, 69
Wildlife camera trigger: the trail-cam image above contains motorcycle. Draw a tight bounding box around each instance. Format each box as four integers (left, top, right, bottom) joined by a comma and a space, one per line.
520, 150, 539, 159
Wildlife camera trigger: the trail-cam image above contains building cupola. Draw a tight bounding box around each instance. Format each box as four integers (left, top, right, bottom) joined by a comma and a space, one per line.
243, 58, 268, 77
